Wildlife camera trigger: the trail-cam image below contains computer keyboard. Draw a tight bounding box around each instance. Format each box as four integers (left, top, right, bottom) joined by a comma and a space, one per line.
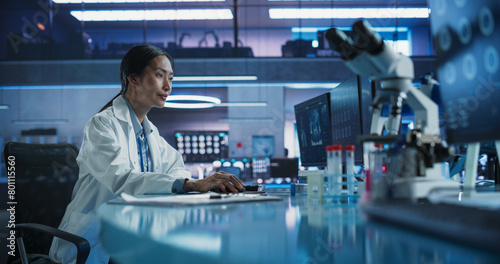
362, 200, 500, 253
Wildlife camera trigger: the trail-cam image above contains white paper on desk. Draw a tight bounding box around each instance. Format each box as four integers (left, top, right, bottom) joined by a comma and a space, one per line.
118, 192, 281, 206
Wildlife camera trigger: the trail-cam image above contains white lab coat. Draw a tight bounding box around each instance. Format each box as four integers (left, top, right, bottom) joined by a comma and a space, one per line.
49, 95, 191, 264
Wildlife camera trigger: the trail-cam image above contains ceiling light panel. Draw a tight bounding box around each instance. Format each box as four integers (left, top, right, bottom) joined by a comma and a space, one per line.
174, 76, 258, 81
54, 0, 224, 3
70, 9, 233, 21
269, 8, 429, 19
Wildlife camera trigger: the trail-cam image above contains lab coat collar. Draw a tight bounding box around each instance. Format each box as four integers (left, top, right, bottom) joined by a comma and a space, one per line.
112, 95, 153, 138
112, 95, 131, 124
112, 95, 159, 172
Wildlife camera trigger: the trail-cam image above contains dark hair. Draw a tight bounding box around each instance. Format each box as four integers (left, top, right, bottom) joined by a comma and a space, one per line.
99, 45, 174, 112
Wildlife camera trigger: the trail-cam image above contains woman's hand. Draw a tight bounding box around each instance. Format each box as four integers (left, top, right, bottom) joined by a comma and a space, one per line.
182, 171, 245, 193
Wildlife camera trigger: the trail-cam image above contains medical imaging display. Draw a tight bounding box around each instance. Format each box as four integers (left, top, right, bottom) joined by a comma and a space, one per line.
294, 93, 333, 167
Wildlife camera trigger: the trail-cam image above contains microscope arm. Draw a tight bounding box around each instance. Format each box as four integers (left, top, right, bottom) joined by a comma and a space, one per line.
404, 82, 441, 136
370, 110, 388, 135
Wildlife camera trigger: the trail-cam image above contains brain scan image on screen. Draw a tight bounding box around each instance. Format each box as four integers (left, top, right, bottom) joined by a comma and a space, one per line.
309, 108, 323, 146
298, 117, 308, 148
294, 93, 333, 167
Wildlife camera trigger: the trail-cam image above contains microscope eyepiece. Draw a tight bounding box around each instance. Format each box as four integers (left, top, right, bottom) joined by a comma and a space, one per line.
352, 20, 384, 55
325, 28, 360, 60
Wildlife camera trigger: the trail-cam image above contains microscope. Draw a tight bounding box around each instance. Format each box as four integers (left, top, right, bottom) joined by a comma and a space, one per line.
325, 20, 459, 201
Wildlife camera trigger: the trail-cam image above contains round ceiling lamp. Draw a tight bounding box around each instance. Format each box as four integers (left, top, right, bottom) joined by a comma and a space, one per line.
164, 95, 221, 109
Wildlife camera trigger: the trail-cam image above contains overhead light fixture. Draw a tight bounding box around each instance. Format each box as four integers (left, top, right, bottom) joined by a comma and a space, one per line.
70, 9, 233, 21
164, 95, 267, 109
0, 84, 122, 90
174, 76, 258, 82
291, 26, 409, 33
0, 104, 10, 110
55, 0, 224, 3
164, 95, 221, 109
269, 8, 429, 19
12, 119, 69, 124
284, 82, 340, 89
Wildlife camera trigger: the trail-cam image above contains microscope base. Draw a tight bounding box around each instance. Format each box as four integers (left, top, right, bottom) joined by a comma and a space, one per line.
392, 178, 460, 201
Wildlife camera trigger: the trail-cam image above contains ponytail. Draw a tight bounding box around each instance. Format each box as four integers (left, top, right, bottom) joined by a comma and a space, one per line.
98, 92, 122, 113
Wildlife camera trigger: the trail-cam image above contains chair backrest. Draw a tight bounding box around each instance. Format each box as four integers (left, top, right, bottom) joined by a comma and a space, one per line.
3, 142, 79, 254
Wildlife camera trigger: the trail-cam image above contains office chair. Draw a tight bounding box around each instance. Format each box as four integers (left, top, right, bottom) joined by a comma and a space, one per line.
3, 142, 90, 264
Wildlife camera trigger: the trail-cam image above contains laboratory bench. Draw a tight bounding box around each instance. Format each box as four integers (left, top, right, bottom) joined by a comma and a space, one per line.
98, 188, 500, 264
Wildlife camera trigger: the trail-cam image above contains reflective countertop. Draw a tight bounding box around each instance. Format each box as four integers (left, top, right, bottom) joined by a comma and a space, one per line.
98, 191, 499, 264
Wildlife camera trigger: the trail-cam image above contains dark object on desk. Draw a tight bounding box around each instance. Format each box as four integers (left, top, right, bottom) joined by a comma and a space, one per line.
244, 184, 260, 192
211, 184, 261, 193
3, 142, 90, 264
362, 200, 500, 254
211, 185, 245, 193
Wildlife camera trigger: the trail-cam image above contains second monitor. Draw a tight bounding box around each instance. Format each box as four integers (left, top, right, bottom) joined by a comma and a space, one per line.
294, 75, 373, 168
330, 75, 373, 165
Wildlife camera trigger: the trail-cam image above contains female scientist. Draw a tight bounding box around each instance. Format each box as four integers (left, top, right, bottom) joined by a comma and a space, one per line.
50, 45, 244, 263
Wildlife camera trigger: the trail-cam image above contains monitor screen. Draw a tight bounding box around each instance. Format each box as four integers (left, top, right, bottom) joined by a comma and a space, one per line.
252, 135, 275, 157
294, 92, 333, 167
330, 75, 372, 165
251, 157, 271, 179
270, 158, 299, 178
429, 0, 500, 144
174, 131, 228, 163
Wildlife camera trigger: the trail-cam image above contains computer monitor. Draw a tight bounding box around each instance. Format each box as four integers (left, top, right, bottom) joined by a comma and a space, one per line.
294, 92, 333, 167
252, 135, 275, 157
174, 131, 228, 163
429, 0, 500, 144
269, 158, 299, 178
330, 75, 373, 165
251, 157, 271, 179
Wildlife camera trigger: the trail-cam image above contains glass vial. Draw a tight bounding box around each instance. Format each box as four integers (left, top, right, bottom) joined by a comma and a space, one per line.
326, 144, 343, 196
345, 145, 355, 195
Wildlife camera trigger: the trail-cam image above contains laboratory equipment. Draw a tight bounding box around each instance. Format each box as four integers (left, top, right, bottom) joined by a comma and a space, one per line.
325, 20, 459, 200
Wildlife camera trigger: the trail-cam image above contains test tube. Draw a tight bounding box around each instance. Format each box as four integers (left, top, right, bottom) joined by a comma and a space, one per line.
345, 145, 355, 195
326, 145, 342, 196
369, 144, 387, 200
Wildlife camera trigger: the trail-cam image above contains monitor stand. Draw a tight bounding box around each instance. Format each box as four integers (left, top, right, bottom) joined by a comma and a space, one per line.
463, 140, 500, 197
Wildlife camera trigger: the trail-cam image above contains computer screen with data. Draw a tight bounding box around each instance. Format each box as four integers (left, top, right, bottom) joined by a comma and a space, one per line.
330, 75, 372, 164
429, 0, 500, 144
174, 131, 228, 163
294, 93, 333, 167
